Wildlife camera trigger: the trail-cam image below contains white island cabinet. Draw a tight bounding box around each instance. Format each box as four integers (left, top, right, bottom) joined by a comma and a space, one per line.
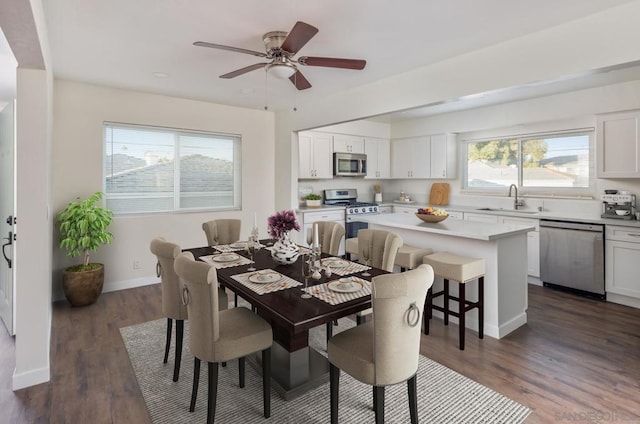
605, 225, 640, 308
359, 213, 534, 339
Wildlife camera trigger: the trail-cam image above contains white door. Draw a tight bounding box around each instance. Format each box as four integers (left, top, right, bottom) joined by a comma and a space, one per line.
0, 101, 15, 335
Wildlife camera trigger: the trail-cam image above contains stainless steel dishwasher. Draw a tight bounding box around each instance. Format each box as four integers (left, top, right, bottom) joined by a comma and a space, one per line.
539, 219, 605, 298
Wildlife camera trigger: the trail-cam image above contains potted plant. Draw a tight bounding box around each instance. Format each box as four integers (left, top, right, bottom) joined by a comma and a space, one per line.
57, 192, 113, 306
304, 193, 322, 208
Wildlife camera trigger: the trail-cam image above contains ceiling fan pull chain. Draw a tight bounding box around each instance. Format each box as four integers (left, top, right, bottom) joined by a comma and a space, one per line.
264, 68, 269, 111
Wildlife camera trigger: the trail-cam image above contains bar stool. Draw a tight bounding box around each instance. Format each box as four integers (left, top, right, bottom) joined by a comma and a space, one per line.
395, 245, 434, 271
422, 252, 485, 350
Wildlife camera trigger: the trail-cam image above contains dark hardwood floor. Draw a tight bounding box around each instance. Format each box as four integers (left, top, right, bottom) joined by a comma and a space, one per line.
1, 284, 639, 423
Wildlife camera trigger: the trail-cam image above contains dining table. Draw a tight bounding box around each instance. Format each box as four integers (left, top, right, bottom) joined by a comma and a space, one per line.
184, 239, 387, 400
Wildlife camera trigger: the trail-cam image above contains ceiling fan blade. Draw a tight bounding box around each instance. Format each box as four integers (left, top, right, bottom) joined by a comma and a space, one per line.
193, 41, 267, 58
220, 63, 268, 79
298, 56, 366, 70
289, 70, 312, 90
280, 21, 319, 55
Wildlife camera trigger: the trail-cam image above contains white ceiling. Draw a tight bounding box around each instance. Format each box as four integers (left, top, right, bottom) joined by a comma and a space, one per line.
7, 0, 639, 119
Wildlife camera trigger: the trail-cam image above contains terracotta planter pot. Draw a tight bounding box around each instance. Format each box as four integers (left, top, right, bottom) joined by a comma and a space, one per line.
62, 264, 105, 307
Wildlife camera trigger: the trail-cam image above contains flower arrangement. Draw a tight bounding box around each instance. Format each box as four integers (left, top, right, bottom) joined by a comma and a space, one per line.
268, 209, 301, 240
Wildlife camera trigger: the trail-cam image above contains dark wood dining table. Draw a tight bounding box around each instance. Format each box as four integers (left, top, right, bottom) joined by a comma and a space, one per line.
185, 240, 387, 400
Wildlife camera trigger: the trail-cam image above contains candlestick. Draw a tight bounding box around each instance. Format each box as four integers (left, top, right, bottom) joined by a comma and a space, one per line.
313, 223, 319, 247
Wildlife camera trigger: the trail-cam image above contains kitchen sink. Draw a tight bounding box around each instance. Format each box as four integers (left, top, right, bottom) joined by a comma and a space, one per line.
476, 207, 538, 214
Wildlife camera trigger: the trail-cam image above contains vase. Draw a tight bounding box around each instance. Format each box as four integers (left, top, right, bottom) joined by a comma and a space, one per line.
271, 233, 300, 265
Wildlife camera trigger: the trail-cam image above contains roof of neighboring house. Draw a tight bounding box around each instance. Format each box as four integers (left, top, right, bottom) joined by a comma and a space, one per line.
106, 154, 234, 192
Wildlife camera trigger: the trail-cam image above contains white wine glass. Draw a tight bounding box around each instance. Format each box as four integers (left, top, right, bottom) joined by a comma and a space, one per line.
306, 228, 313, 247
246, 238, 256, 272
301, 255, 313, 299
361, 241, 371, 277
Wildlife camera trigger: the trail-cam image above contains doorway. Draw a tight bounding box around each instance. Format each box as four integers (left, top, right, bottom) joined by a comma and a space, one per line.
0, 101, 15, 335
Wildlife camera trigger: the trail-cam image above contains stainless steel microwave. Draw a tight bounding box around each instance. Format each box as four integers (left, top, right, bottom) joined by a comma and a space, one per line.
333, 152, 367, 177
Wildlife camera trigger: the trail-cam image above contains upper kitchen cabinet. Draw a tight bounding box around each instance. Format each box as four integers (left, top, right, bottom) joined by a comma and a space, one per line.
298, 131, 333, 179
364, 137, 390, 179
429, 133, 457, 179
391, 133, 456, 179
333, 134, 365, 153
391, 137, 430, 178
597, 110, 640, 178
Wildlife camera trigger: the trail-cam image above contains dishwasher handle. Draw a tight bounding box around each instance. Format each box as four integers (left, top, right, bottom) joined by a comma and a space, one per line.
539, 220, 604, 232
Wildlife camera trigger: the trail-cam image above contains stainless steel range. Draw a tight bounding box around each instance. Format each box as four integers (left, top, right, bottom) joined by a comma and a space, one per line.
324, 188, 380, 239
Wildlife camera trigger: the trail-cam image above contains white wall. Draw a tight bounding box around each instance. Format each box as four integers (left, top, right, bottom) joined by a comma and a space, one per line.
51, 80, 275, 298
277, 1, 640, 212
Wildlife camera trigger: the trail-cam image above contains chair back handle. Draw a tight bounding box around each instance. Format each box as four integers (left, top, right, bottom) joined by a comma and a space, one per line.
182, 286, 190, 306
406, 302, 420, 327
156, 261, 161, 278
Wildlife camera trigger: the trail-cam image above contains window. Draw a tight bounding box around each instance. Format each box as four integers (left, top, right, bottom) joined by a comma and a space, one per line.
464, 130, 592, 193
104, 123, 241, 214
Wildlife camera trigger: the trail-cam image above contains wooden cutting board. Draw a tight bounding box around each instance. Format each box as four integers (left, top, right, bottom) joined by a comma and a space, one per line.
429, 183, 450, 206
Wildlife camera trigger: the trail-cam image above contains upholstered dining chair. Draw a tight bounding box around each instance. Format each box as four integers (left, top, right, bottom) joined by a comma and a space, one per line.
328, 264, 434, 424
314, 221, 346, 256
355, 229, 403, 325
174, 252, 273, 424
202, 219, 241, 246
150, 237, 228, 383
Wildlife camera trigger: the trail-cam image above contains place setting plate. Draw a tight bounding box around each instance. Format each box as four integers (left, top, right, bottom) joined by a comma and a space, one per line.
230, 241, 247, 249
248, 270, 282, 284
212, 253, 240, 263
323, 258, 350, 269
328, 278, 364, 293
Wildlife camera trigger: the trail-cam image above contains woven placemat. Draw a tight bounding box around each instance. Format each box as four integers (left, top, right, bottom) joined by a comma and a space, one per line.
231, 270, 302, 295
302, 276, 371, 305
199, 253, 252, 269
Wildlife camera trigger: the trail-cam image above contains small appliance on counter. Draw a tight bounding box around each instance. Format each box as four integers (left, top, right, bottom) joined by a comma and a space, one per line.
601, 190, 636, 220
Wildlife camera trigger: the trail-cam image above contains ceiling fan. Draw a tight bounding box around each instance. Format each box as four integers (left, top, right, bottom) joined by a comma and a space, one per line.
193, 21, 366, 90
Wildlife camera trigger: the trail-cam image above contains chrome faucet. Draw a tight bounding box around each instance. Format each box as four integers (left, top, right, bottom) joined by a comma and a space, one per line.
508, 184, 525, 210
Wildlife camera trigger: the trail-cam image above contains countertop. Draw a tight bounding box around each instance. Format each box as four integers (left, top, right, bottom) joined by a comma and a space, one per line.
382, 203, 640, 228
356, 213, 534, 241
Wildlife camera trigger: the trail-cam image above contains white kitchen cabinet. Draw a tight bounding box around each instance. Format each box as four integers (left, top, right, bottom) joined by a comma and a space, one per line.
429, 133, 457, 179
605, 225, 640, 307
391, 134, 456, 179
463, 212, 499, 224
298, 131, 333, 179
378, 205, 393, 214
446, 210, 463, 220
596, 110, 640, 178
499, 216, 540, 278
391, 137, 430, 178
393, 205, 416, 214
299, 209, 346, 256
364, 137, 390, 179
333, 134, 365, 154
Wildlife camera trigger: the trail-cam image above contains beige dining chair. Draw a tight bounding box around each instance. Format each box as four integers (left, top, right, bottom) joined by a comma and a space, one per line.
150, 237, 228, 382
202, 219, 241, 246
314, 221, 346, 256
174, 252, 273, 424
354, 229, 402, 325
328, 264, 434, 424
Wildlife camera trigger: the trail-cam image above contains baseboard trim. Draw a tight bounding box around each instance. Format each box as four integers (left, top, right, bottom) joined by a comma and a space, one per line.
53, 276, 159, 302
102, 276, 159, 294
13, 365, 50, 390
498, 313, 528, 338
606, 293, 640, 309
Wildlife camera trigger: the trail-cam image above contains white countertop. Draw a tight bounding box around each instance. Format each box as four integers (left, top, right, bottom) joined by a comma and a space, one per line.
358, 213, 534, 241
380, 202, 640, 228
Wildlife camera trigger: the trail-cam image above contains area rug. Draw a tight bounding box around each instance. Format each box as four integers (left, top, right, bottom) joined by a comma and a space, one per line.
120, 318, 531, 423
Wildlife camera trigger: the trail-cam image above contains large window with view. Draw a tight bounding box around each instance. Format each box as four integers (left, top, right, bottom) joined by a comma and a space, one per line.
464, 131, 592, 193
104, 123, 241, 214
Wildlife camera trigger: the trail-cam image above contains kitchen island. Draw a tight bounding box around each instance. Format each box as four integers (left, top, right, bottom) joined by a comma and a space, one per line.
358, 213, 535, 338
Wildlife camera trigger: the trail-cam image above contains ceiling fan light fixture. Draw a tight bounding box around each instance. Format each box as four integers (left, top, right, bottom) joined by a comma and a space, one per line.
267, 63, 296, 79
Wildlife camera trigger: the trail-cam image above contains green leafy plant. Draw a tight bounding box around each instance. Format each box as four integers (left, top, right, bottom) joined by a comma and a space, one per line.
57, 192, 113, 270
304, 193, 322, 200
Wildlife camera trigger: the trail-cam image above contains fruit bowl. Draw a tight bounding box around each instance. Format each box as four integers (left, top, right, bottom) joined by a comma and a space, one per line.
415, 213, 448, 223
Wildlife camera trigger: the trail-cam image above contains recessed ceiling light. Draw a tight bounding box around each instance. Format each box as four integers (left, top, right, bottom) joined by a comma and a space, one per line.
152, 72, 170, 78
